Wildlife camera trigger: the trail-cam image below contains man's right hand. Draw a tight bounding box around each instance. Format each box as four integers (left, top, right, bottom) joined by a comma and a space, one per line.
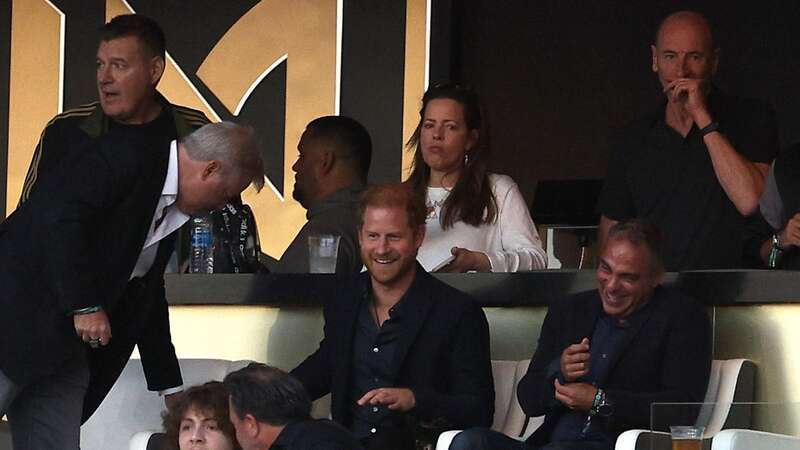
74, 310, 112, 347
560, 337, 590, 382
779, 213, 800, 249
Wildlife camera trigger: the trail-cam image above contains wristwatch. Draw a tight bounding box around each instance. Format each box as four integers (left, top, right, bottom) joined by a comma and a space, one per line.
768, 233, 784, 269
591, 389, 614, 417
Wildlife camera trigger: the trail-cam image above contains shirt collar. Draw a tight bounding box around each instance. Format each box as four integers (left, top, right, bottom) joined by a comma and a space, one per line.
162, 140, 179, 198
307, 183, 364, 219
360, 262, 428, 319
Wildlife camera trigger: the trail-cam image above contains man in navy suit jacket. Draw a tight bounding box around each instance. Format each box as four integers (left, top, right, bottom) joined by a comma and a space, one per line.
292, 183, 494, 450
451, 219, 711, 450
0, 122, 264, 450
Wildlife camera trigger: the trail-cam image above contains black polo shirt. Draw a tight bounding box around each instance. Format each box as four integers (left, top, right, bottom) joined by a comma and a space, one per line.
598, 88, 778, 270
271, 419, 363, 450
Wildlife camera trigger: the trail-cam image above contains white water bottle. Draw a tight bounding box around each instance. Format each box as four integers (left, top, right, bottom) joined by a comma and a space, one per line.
189, 216, 214, 274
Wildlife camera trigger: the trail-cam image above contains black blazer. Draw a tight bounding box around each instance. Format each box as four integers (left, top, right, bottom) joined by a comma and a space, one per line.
519, 287, 712, 446
291, 266, 495, 430
0, 131, 180, 392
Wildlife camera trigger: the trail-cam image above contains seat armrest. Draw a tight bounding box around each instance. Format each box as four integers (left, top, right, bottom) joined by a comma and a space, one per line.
129, 431, 162, 450
615, 430, 674, 450
435, 430, 463, 450
0, 420, 11, 450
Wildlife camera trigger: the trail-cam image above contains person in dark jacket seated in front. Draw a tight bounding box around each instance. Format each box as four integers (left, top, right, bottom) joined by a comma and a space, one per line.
224, 363, 362, 450
450, 219, 711, 450
291, 183, 495, 450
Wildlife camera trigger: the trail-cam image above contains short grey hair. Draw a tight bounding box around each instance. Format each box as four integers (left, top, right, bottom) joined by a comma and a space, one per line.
607, 219, 665, 275
181, 121, 266, 191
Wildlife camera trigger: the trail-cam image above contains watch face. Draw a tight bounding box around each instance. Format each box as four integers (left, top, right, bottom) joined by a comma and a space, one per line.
598, 403, 613, 417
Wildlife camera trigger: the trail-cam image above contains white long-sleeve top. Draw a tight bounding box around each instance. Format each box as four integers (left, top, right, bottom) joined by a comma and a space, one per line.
417, 173, 547, 272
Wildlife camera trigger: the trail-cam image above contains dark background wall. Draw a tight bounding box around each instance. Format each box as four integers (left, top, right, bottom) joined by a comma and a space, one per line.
452, 0, 800, 203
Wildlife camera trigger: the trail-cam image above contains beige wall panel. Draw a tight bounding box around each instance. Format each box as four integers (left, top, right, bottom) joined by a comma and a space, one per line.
197, 1, 339, 258
7, 0, 62, 213
149, 306, 325, 371
133, 305, 329, 416
715, 305, 800, 435
161, 305, 546, 366
484, 307, 544, 361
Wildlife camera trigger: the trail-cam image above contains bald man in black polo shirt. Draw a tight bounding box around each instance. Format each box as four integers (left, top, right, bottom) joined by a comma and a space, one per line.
597, 11, 778, 270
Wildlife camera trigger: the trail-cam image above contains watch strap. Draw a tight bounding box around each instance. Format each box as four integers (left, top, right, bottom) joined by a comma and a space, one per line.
700, 121, 721, 137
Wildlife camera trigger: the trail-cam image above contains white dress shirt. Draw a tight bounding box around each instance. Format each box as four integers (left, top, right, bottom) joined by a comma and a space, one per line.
129, 140, 190, 280
127, 140, 188, 397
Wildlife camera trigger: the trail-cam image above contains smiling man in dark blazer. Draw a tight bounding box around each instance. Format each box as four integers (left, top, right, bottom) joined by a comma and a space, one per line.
291, 183, 494, 450
0, 122, 264, 450
451, 219, 711, 450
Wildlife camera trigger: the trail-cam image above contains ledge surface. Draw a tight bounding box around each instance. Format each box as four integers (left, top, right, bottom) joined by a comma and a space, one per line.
165, 270, 800, 306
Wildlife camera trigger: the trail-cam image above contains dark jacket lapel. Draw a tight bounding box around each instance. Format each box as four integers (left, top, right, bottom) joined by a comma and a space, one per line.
330, 274, 370, 421
571, 293, 603, 345
388, 265, 434, 377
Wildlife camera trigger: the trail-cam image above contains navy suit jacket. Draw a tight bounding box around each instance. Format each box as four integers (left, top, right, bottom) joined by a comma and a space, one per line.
0, 131, 181, 394
519, 287, 711, 446
291, 265, 495, 431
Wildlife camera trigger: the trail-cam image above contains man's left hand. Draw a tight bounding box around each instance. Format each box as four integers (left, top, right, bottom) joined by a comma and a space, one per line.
554, 379, 597, 412
664, 78, 712, 125
357, 387, 416, 411
164, 391, 184, 410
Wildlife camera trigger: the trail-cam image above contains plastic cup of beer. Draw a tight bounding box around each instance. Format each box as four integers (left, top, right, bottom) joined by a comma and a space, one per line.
308, 234, 340, 273
670, 426, 704, 450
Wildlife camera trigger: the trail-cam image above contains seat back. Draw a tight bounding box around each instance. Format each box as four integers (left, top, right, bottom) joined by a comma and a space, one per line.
435, 359, 539, 450
0, 420, 10, 450
697, 359, 756, 436
497, 360, 541, 438
81, 358, 252, 450
490, 360, 522, 431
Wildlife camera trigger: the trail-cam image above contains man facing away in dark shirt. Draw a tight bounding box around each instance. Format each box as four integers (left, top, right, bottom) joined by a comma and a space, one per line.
225, 363, 362, 450
450, 219, 711, 450
597, 10, 778, 270
267, 116, 372, 274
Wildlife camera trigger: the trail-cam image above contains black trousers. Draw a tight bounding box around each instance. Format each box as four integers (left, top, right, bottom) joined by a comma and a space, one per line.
449, 428, 611, 450
1, 353, 89, 450
360, 426, 417, 450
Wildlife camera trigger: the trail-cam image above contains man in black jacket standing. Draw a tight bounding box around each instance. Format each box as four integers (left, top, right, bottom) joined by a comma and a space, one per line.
451, 220, 711, 450
292, 183, 494, 450
0, 122, 264, 450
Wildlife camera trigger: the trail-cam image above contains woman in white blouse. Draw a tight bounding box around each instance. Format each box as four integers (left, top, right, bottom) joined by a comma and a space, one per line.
406, 83, 547, 272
